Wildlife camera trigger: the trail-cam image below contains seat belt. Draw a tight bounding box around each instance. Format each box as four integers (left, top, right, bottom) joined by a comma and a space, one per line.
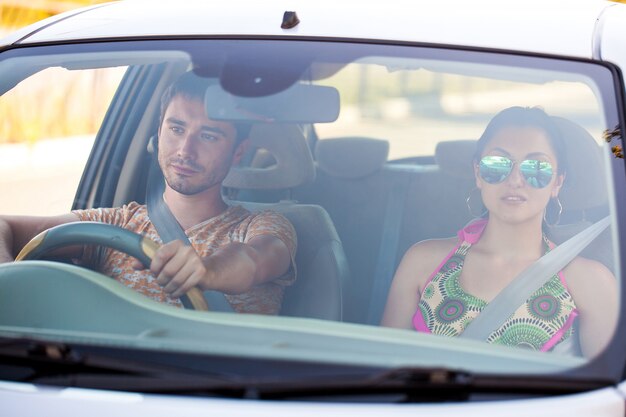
460, 215, 611, 341
146, 150, 234, 312
367, 169, 411, 325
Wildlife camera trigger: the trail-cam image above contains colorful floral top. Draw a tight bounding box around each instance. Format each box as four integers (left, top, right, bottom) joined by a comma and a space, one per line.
413, 219, 578, 352
73, 202, 297, 315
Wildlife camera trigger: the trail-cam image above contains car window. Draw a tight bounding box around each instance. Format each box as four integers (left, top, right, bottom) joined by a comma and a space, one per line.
0, 64, 126, 215
316, 63, 605, 160
0, 39, 622, 380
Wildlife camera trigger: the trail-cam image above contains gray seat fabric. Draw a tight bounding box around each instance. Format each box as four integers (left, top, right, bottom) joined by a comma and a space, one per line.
316, 137, 390, 179
223, 124, 316, 191
295, 137, 406, 323
549, 117, 612, 270
234, 201, 348, 320
396, 141, 476, 259
225, 124, 349, 321
295, 136, 474, 323
552, 116, 607, 214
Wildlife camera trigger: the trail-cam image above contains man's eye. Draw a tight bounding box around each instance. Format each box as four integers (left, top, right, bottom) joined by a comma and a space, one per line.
201, 133, 218, 141
169, 126, 184, 135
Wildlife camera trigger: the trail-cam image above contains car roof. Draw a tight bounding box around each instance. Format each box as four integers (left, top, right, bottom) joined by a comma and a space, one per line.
0, 0, 619, 59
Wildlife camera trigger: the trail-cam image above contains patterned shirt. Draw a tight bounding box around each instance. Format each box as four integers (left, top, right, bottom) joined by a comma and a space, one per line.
413, 219, 578, 352
73, 202, 297, 314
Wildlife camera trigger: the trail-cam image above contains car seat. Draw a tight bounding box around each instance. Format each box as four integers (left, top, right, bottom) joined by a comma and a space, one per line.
549, 116, 612, 269
222, 124, 350, 320
294, 136, 470, 324
293, 137, 393, 323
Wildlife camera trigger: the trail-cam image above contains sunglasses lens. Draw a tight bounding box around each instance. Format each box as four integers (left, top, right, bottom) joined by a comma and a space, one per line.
520, 159, 553, 188
479, 156, 512, 184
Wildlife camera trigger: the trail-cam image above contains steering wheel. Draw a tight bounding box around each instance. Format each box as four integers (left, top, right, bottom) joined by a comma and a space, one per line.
15, 222, 208, 311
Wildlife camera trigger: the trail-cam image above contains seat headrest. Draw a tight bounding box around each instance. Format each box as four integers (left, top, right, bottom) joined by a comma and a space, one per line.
435, 140, 477, 179
434, 117, 607, 212
222, 124, 316, 190
315, 137, 389, 179
552, 116, 607, 210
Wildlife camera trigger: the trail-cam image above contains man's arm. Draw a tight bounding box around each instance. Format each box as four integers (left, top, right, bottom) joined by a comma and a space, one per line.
0, 213, 81, 263
142, 235, 292, 298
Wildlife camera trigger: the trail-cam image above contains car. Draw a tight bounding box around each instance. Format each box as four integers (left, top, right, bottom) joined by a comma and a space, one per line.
1, 0, 626, 415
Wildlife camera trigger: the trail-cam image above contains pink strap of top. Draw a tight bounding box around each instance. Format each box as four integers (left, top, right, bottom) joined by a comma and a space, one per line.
457, 218, 488, 245
413, 218, 577, 353
427, 218, 488, 288
413, 219, 487, 332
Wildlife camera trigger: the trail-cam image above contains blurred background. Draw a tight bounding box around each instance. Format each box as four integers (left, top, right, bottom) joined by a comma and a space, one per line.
0, 0, 611, 215
0, 0, 109, 36
0, 0, 118, 146
0, 0, 116, 215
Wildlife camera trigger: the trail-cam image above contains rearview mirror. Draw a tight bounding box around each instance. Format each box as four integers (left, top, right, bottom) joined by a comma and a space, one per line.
204, 83, 340, 124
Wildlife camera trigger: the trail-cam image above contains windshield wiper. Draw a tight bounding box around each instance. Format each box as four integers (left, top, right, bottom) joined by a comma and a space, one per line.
0, 337, 238, 388
236, 367, 477, 402
0, 339, 613, 402
135, 367, 613, 402
0, 343, 468, 401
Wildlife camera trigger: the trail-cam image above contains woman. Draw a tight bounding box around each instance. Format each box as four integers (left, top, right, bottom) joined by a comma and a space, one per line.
381, 106, 617, 358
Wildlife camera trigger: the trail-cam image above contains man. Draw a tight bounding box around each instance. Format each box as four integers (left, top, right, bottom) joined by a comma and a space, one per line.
0, 72, 297, 315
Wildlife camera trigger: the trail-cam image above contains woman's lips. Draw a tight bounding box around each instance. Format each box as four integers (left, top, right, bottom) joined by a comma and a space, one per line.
501, 194, 527, 203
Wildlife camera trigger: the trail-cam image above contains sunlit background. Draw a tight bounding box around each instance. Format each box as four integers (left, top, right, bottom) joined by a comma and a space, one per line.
0, 0, 115, 145
0, 0, 109, 36
0, 0, 114, 215
0, 0, 614, 215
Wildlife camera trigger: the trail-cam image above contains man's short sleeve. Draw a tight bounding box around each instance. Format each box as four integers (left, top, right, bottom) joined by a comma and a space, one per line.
244, 211, 297, 286
70, 203, 146, 269
72, 203, 141, 227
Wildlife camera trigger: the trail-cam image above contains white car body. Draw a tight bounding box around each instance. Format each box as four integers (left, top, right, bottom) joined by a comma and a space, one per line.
2, 0, 626, 415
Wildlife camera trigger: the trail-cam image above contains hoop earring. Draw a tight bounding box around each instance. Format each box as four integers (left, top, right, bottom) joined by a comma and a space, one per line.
543, 197, 563, 227
466, 188, 488, 218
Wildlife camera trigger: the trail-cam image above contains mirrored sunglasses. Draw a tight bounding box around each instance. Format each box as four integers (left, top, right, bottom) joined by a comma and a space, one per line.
478, 155, 554, 189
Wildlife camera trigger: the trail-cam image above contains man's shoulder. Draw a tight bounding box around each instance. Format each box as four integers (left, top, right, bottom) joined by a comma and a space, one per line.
225, 205, 288, 222
108, 201, 149, 223
72, 201, 147, 223
237, 207, 293, 228
189, 204, 295, 238
225, 205, 296, 245
122, 201, 148, 214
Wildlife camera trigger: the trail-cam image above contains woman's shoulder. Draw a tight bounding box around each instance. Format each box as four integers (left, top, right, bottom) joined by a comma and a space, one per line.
563, 256, 616, 302
392, 236, 460, 295
562, 256, 618, 357
401, 237, 459, 270
564, 256, 614, 282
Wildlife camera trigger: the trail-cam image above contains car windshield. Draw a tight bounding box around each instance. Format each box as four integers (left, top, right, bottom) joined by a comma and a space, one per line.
0, 39, 623, 382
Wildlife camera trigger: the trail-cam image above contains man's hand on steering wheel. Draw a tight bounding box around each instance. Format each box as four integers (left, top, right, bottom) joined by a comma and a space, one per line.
132, 240, 213, 299
16, 222, 208, 310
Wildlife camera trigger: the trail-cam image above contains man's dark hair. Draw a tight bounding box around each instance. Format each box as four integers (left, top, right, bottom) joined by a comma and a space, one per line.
159, 71, 251, 145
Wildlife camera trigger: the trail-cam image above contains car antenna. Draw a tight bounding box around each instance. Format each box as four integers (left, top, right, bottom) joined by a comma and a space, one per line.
281, 11, 300, 29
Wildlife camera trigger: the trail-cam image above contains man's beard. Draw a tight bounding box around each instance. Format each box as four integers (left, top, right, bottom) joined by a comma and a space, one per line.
161, 157, 230, 196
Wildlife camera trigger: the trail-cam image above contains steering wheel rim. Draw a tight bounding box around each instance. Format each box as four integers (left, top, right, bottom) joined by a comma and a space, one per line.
15, 222, 208, 311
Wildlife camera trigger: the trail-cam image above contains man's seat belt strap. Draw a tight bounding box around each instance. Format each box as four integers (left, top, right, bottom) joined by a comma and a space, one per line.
146, 156, 234, 312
